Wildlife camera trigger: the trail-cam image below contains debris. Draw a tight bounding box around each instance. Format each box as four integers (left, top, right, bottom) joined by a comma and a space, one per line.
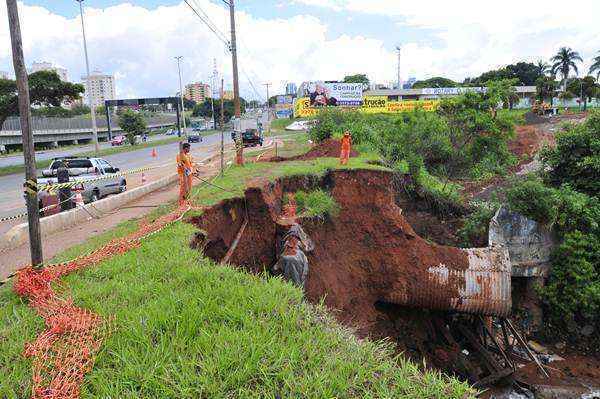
528, 341, 549, 354
581, 325, 595, 337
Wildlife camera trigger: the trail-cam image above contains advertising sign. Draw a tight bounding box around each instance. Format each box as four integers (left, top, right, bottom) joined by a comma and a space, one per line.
421, 87, 485, 96
275, 109, 293, 119
304, 81, 364, 107
294, 96, 439, 117
277, 95, 293, 105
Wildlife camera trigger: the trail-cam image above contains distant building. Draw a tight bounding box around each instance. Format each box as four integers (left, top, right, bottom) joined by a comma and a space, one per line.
81, 71, 116, 108
285, 82, 297, 96
0, 71, 9, 80
223, 90, 235, 101
30, 61, 68, 81
184, 82, 211, 104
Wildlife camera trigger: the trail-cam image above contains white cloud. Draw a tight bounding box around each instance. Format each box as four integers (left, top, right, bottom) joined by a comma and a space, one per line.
1, 0, 598, 100
295, 0, 600, 80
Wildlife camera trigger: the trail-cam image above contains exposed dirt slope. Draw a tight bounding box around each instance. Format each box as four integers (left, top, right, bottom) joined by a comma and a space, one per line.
267, 139, 359, 162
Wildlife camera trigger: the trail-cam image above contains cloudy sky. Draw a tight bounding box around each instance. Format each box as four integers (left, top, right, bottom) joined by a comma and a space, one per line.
1, 0, 599, 100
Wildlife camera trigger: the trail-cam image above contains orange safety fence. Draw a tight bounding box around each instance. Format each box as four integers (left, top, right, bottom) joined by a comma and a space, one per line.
13, 206, 190, 399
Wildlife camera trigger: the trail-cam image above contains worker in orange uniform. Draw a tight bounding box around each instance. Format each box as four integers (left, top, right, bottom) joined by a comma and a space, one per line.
177, 143, 195, 206
340, 131, 352, 165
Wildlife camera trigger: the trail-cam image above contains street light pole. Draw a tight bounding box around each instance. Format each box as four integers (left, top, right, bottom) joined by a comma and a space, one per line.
175, 56, 187, 137
6, 0, 43, 267
76, 0, 100, 153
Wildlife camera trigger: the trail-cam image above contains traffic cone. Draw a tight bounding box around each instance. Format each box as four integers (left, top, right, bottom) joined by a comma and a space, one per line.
151, 148, 157, 158
74, 190, 84, 207
141, 173, 147, 184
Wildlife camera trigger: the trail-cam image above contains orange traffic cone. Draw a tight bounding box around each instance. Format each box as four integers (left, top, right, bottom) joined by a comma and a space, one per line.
141, 173, 147, 184
151, 148, 157, 158
74, 190, 84, 207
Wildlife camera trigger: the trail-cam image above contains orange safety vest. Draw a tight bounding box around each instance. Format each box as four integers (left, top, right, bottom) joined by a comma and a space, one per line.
341, 135, 351, 150
177, 152, 193, 176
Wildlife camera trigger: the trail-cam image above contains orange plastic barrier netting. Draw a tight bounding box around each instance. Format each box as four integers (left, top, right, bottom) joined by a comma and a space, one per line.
13, 207, 189, 399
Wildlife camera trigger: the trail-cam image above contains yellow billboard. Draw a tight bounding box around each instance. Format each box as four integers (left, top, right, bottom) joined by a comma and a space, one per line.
294, 96, 439, 117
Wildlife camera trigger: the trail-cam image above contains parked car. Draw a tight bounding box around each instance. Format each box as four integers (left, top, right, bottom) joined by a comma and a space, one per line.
111, 135, 126, 146
37, 157, 127, 207
187, 134, 202, 143
165, 129, 176, 136
241, 129, 263, 147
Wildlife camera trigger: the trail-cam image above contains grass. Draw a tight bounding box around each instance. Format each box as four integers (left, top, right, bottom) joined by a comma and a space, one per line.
295, 189, 340, 219
0, 145, 474, 398
0, 136, 184, 177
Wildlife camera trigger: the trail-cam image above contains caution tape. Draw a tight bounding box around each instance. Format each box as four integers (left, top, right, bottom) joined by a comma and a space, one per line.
0, 195, 77, 223
37, 164, 167, 193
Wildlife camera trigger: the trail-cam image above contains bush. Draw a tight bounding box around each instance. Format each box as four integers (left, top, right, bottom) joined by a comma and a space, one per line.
295, 189, 340, 220
458, 200, 500, 247
541, 110, 600, 197
505, 177, 560, 225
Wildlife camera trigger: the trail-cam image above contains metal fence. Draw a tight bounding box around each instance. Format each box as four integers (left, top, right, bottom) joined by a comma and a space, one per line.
0, 114, 177, 132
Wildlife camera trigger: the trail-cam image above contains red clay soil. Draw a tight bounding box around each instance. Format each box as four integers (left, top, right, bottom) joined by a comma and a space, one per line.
190, 169, 471, 336
515, 355, 600, 388
509, 125, 554, 162
266, 139, 359, 162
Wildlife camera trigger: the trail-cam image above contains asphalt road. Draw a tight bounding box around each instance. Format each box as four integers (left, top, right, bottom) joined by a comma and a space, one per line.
0, 131, 233, 221
0, 132, 175, 168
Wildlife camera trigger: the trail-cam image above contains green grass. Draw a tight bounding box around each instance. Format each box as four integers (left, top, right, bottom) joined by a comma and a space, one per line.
295, 189, 340, 219
0, 136, 184, 177
0, 151, 474, 398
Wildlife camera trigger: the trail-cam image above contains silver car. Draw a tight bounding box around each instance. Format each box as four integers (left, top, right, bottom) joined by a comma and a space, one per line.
38, 157, 127, 204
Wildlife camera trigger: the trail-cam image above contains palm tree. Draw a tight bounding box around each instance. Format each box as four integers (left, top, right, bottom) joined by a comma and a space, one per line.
551, 47, 583, 89
590, 51, 600, 80
536, 60, 550, 76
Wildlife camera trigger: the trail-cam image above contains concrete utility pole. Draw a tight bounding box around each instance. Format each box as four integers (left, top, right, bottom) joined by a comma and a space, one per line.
220, 78, 224, 176
76, 0, 100, 153
175, 56, 187, 136
7, 0, 43, 267
263, 82, 271, 135
396, 45, 402, 90
228, 0, 241, 119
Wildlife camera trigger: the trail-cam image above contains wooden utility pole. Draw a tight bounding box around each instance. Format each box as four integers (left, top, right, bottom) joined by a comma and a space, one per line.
6, 0, 43, 267
228, 0, 241, 119
220, 78, 225, 176
264, 82, 271, 135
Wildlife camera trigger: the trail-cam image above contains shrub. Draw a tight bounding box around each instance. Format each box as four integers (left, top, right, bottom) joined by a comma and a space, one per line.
541, 110, 600, 197
295, 189, 340, 220
505, 177, 560, 225
458, 200, 500, 247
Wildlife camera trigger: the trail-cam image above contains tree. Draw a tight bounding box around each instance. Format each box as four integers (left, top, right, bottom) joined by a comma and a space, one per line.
467, 62, 542, 86
536, 60, 551, 76
590, 51, 600, 80
551, 47, 583, 90
247, 100, 261, 108
192, 98, 246, 123
183, 97, 196, 110
412, 77, 457, 88
0, 70, 84, 127
118, 109, 147, 145
343, 74, 369, 85
536, 76, 559, 105
567, 76, 600, 110
268, 96, 277, 107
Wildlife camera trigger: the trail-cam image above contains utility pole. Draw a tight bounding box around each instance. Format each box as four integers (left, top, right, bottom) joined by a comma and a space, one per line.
76, 0, 100, 153
220, 78, 225, 176
263, 82, 271, 135
175, 56, 187, 138
228, 0, 241, 119
211, 58, 218, 131
7, 0, 43, 267
396, 45, 402, 91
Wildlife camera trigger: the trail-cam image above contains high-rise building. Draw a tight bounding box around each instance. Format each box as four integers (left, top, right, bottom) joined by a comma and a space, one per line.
0, 71, 10, 80
30, 61, 68, 81
184, 82, 211, 103
285, 82, 297, 96
81, 71, 116, 108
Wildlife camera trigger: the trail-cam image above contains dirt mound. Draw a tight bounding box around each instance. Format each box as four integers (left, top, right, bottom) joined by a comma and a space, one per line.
267, 139, 359, 162
509, 125, 554, 161
523, 111, 548, 125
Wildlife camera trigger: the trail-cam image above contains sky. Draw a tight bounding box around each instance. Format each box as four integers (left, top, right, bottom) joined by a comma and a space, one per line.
1, 0, 599, 100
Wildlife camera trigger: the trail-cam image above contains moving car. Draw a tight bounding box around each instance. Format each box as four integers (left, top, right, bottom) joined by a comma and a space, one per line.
241, 129, 263, 147
37, 157, 127, 207
187, 134, 202, 143
111, 135, 126, 146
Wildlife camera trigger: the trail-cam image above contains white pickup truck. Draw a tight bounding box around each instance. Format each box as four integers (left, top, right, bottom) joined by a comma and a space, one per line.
37, 157, 127, 205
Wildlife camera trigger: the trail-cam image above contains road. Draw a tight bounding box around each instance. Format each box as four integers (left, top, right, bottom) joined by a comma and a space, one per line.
0, 132, 174, 168
0, 131, 233, 224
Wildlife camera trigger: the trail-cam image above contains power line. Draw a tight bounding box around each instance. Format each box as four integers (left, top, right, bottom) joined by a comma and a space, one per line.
183, 0, 230, 47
